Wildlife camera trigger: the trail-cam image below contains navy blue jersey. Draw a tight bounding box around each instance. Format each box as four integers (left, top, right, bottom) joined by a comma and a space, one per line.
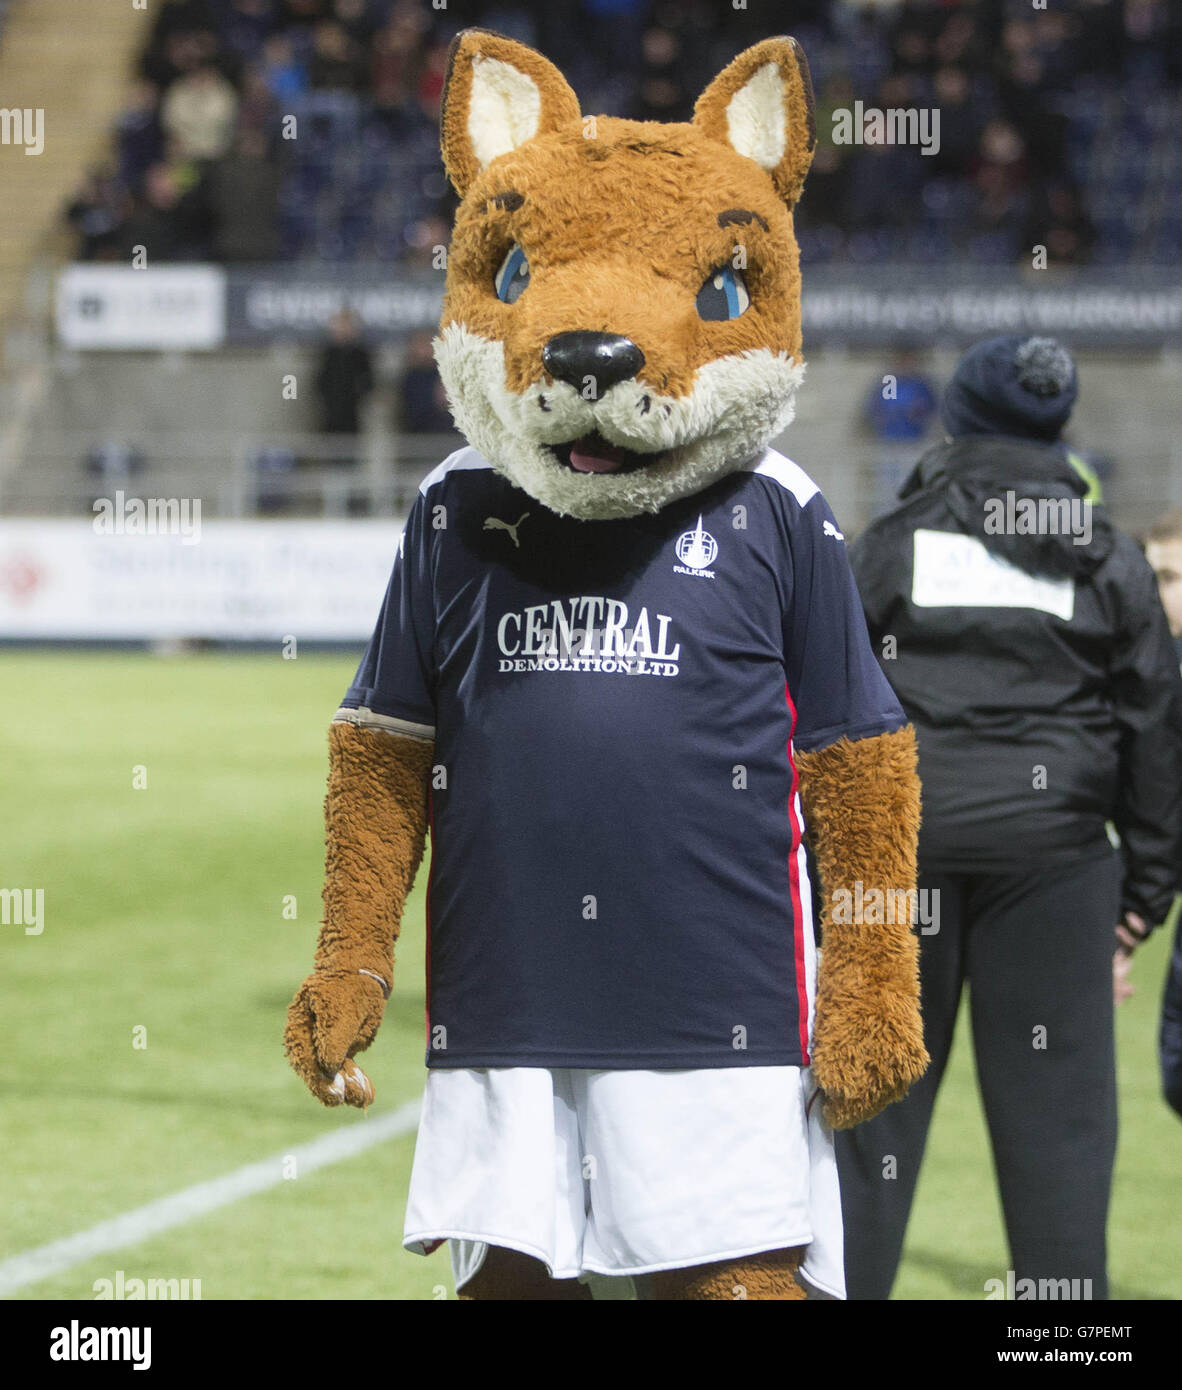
338, 445, 904, 1069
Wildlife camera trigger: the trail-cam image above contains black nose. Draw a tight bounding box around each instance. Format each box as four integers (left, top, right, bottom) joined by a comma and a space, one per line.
542, 331, 645, 397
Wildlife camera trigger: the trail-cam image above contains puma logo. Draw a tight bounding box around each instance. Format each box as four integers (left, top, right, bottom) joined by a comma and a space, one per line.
483, 512, 530, 548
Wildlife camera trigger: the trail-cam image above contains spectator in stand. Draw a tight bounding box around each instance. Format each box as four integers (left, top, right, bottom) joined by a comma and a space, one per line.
331, 0, 376, 51
235, 61, 279, 136
403, 214, 451, 270
968, 118, 1029, 257
889, 7, 933, 76
862, 348, 938, 444
371, 12, 420, 128
307, 19, 364, 93
998, 17, 1068, 181
219, 0, 276, 67
1023, 181, 1097, 268
862, 345, 939, 515
415, 38, 450, 122
795, 135, 851, 259
142, 20, 218, 93
280, 0, 331, 27
86, 0, 1135, 270
161, 60, 240, 162
114, 80, 164, 197
84, 442, 146, 511
261, 32, 308, 105
398, 330, 456, 435
118, 160, 212, 262
1121, 0, 1176, 85
846, 75, 928, 239
251, 444, 300, 515
931, 6, 981, 69
314, 308, 374, 438
633, 24, 691, 123
927, 65, 979, 180
65, 169, 128, 262
209, 128, 282, 261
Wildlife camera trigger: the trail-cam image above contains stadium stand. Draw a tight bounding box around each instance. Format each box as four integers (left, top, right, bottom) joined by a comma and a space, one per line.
3, 1, 1182, 538
0, 1, 141, 328
62, 0, 1182, 270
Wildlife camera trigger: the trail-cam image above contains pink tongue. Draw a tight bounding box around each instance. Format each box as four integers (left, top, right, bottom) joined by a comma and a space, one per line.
569, 448, 623, 474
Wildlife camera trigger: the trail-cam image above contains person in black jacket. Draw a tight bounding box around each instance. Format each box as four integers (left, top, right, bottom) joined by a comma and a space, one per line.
314, 308, 374, 439
838, 334, 1182, 1299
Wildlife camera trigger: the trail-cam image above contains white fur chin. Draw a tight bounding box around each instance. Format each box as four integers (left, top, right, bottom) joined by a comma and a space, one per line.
433, 322, 806, 520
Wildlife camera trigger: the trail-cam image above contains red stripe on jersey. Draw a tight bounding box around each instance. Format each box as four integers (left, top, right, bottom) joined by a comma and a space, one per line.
784, 682, 811, 1064
424, 788, 435, 1048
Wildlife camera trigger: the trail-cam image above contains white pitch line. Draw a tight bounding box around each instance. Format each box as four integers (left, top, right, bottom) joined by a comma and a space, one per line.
0, 1099, 420, 1297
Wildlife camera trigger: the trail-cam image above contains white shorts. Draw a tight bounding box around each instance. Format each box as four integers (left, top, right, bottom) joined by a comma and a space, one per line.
403, 1064, 845, 1298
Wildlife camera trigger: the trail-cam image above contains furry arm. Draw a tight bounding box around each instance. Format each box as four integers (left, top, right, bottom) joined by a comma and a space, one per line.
284, 720, 433, 1106
796, 725, 928, 1129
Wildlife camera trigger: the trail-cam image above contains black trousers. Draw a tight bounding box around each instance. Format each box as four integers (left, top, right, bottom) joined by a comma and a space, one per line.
835, 850, 1120, 1300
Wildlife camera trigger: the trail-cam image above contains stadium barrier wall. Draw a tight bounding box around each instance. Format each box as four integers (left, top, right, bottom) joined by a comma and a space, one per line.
0, 518, 401, 642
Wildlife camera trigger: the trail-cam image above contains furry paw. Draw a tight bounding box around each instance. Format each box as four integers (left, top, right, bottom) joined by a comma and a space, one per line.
284, 968, 387, 1107
326, 1057, 376, 1109
811, 994, 928, 1130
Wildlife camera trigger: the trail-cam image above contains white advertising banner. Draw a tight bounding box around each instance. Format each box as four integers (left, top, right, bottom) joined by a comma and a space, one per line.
55, 265, 227, 350
0, 519, 401, 641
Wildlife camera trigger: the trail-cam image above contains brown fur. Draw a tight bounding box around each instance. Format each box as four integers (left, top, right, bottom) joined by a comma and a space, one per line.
284, 722, 433, 1106
459, 1246, 807, 1300
691, 37, 816, 206
647, 1247, 808, 1301
438, 31, 814, 400
795, 726, 929, 1129
441, 28, 582, 204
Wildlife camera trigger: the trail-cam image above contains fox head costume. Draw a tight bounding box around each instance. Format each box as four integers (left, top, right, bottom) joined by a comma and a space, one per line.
434, 28, 817, 521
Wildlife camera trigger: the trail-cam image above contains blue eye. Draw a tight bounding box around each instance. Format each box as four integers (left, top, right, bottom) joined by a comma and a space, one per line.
696, 264, 750, 321
495, 244, 530, 303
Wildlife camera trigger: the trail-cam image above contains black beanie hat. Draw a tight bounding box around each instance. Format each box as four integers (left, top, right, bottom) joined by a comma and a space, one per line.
941, 334, 1078, 441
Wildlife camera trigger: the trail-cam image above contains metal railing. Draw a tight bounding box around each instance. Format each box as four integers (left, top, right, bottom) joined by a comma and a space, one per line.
0, 431, 465, 519
5, 427, 1182, 540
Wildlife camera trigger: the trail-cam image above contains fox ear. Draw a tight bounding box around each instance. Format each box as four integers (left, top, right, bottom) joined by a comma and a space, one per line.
440, 28, 581, 198
693, 36, 816, 207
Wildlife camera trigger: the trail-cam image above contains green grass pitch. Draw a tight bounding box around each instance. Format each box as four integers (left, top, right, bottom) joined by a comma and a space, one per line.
1, 651, 1177, 1300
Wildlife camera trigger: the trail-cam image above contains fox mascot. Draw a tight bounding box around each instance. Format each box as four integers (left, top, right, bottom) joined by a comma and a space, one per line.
285, 28, 927, 1300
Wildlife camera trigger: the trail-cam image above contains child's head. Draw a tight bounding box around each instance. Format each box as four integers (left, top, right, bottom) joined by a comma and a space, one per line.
1144, 509, 1182, 638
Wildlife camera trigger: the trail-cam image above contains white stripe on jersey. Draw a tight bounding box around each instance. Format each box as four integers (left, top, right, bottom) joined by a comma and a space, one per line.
749, 448, 821, 509
333, 704, 435, 741
419, 444, 821, 510
419, 446, 495, 495
795, 793, 818, 1041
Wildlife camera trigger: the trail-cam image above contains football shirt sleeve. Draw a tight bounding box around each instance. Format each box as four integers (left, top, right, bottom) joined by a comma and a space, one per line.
784, 493, 906, 753
337, 492, 436, 736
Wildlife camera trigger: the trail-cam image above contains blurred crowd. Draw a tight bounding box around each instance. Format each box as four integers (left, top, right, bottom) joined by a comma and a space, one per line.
64, 0, 1182, 268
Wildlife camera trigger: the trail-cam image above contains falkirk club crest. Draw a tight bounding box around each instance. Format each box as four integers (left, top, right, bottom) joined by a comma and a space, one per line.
674, 516, 718, 577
